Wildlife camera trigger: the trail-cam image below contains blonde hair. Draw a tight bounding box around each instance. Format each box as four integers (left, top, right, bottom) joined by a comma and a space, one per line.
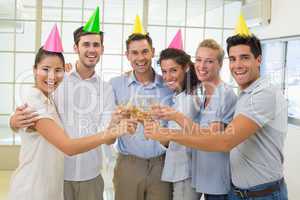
197, 39, 224, 65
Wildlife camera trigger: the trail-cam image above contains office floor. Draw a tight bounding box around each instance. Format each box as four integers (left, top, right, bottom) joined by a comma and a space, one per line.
0, 170, 115, 200
0, 171, 12, 200
1, 126, 300, 200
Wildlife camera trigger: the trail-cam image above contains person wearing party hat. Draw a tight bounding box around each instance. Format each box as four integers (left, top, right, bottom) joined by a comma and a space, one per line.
154, 30, 200, 200
7, 24, 136, 200
9, 7, 137, 200
109, 15, 173, 200
144, 14, 288, 200
151, 32, 237, 199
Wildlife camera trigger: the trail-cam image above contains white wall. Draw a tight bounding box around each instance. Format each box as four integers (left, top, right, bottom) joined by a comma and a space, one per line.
284, 126, 300, 200
252, 0, 300, 39
251, 1, 300, 199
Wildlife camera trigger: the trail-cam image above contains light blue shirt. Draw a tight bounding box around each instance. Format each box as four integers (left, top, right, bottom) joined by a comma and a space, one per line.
161, 92, 200, 182
109, 71, 173, 159
191, 82, 237, 194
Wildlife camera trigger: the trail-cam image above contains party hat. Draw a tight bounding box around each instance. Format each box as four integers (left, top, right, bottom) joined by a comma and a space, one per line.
234, 14, 252, 37
83, 6, 101, 33
133, 15, 146, 35
43, 24, 63, 53
168, 30, 183, 50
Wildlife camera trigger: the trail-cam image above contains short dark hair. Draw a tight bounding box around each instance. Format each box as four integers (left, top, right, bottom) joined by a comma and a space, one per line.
34, 47, 65, 69
158, 48, 199, 94
73, 26, 104, 46
226, 34, 262, 58
126, 33, 153, 50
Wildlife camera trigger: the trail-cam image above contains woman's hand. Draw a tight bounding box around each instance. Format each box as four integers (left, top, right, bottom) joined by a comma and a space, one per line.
144, 120, 171, 143
150, 105, 179, 121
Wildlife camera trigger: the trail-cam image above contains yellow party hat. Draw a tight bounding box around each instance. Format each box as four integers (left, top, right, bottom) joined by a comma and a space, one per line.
133, 15, 146, 35
234, 14, 252, 37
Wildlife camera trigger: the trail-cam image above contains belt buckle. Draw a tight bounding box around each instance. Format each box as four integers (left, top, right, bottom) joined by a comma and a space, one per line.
234, 189, 247, 199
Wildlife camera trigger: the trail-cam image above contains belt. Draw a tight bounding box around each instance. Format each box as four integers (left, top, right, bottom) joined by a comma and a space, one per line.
118, 153, 165, 162
233, 178, 284, 199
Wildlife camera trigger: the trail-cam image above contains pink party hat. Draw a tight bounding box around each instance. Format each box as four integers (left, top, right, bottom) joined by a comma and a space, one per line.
168, 30, 183, 50
43, 24, 63, 53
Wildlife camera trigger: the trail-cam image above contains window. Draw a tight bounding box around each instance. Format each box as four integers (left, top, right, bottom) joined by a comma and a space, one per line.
261, 42, 285, 89
286, 40, 300, 121
261, 38, 300, 125
0, 0, 242, 143
1, 1, 243, 199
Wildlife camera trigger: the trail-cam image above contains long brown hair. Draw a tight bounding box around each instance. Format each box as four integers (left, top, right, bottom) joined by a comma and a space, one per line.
158, 48, 199, 94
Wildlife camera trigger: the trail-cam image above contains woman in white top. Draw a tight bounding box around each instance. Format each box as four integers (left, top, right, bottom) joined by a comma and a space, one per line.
155, 48, 199, 200
8, 47, 137, 200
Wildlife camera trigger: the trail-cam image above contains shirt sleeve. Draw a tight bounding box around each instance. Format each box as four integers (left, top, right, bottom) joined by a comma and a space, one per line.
185, 95, 201, 120
20, 87, 56, 133
237, 87, 276, 128
108, 77, 120, 105
97, 82, 116, 132
24, 87, 55, 121
210, 87, 237, 125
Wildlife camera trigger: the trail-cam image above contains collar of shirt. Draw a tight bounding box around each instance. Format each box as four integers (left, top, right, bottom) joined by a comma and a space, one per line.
240, 77, 269, 95
171, 91, 185, 106
126, 70, 164, 89
33, 86, 54, 106
69, 62, 99, 82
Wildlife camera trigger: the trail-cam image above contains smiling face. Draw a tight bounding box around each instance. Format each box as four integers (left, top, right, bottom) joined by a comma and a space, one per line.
126, 39, 154, 75
161, 59, 187, 92
228, 44, 261, 90
194, 47, 221, 83
74, 34, 103, 69
34, 55, 65, 96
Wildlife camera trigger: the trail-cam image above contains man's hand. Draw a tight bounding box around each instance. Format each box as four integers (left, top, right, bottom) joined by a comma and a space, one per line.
105, 119, 138, 141
10, 104, 39, 130
65, 63, 73, 73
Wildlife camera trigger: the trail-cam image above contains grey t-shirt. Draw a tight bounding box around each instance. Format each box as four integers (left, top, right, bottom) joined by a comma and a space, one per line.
231, 77, 288, 188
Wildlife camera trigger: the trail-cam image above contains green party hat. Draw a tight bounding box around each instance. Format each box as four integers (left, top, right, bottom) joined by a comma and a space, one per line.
83, 6, 101, 33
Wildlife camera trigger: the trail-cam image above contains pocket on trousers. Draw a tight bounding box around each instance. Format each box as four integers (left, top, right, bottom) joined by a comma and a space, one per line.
112, 156, 122, 187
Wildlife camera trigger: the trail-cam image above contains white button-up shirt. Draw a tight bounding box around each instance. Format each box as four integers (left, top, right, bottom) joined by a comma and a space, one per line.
53, 66, 116, 181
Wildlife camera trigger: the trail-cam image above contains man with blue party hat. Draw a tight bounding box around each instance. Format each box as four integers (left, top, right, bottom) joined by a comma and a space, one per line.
9, 6, 120, 200
144, 14, 289, 200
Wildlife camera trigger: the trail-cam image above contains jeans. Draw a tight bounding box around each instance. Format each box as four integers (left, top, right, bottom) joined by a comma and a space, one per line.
173, 178, 198, 200
228, 179, 288, 200
198, 193, 228, 200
